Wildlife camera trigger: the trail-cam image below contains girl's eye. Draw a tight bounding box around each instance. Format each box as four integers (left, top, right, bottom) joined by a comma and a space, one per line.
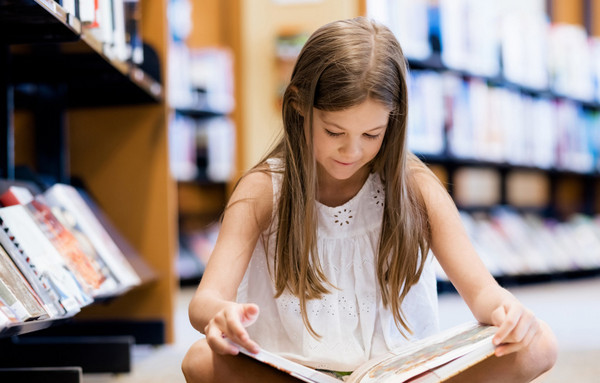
325, 129, 342, 137
363, 133, 380, 140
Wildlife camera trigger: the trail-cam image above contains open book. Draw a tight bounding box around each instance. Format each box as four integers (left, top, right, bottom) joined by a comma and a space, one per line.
232, 322, 497, 383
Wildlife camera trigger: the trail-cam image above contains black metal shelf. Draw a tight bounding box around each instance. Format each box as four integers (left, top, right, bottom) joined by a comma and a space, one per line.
417, 152, 600, 179
0, 315, 73, 338
174, 106, 227, 119
12, 49, 161, 107
407, 53, 600, 109
1, 0, 162, 106
0, 0, 80, 44
0, 0, 163, 345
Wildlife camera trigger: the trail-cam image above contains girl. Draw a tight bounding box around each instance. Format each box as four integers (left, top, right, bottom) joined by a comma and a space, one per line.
182, 17, 557, 382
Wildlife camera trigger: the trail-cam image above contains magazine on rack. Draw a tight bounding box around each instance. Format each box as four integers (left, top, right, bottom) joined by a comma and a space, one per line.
231, 322, 497, 383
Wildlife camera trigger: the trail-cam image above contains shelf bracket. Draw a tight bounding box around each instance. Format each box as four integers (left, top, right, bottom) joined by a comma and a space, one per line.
1, 44, 15, 180
33, 83, 69, 184
0, 367, 82, 383
0, 334, 133, 373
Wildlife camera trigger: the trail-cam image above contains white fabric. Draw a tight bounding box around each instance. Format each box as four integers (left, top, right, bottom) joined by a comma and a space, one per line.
237, 159, 439, 372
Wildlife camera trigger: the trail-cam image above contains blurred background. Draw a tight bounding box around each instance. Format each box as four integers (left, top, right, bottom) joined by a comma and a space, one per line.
168, 1, 600, 382
171, 0, 600, 287
3, 0, 599, 382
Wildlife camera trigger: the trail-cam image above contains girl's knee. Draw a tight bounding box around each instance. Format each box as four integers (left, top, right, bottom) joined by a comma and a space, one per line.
533, 321, 558, 373
515, 320, 558, 380
182, 339, 212, 383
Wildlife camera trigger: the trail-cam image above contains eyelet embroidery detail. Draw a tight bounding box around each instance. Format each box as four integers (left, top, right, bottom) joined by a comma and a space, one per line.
373, 189, 382, 206
333, 208, 353, 226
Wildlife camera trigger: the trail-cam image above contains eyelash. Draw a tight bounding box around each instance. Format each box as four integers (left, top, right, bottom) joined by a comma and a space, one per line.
324, 130, 380, 140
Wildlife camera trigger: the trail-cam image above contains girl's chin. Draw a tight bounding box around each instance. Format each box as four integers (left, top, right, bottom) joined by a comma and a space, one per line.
325, 166, 362, 181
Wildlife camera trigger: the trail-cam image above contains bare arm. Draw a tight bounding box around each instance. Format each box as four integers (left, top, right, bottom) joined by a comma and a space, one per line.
417, 171, 541, 356
188, 169, 274, 355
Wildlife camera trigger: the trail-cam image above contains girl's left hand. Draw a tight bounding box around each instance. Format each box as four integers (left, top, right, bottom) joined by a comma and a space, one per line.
491, 299, 541, 357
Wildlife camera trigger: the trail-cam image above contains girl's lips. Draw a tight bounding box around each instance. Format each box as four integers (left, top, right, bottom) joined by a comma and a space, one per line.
334, 160, 354, 166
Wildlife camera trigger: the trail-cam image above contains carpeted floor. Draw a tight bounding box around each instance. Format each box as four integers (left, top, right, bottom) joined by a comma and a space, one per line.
83, 277, 600, 382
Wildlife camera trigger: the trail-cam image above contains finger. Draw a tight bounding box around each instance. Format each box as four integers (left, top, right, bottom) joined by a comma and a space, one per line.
224, 305, 260, 353
494, 304, 522, 345
495, 341, 522, 357
519, 318, 539, 348
240, 303, 260, 327
205, 322, 240, 355
491, 306, 507, 345
495, 318, 539, 357
507, 310, 535, 344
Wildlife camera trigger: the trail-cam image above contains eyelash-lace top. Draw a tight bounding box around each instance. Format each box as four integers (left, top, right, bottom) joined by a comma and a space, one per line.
237, 159, 439, 372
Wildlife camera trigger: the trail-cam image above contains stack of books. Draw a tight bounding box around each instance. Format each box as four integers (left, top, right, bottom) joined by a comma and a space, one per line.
0, 182, 145, 331
435, 208, 600, 281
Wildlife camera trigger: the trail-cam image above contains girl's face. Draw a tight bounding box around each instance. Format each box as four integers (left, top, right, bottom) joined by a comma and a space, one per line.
312, 98, 390, 183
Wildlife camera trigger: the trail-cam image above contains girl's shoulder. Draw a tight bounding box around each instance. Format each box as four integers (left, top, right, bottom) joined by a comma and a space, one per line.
235, 162, 275, 200
228, 164, 275, 231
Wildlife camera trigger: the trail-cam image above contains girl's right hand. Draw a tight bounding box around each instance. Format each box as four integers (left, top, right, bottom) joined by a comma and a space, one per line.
204, 302, 260, 355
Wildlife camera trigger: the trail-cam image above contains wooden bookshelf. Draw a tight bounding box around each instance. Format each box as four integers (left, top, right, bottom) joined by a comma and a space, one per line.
1, 0, 176, 348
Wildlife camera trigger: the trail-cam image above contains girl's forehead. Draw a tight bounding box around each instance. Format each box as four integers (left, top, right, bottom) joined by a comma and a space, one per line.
314, 100, 390, 125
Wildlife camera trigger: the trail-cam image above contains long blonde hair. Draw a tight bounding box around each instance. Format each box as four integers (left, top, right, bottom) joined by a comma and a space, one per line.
248, 17, 432, 338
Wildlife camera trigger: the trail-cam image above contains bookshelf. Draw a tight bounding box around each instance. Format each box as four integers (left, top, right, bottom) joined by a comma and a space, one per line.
0, 0, 176, 377
361, 0, 600, 287
166, 0, 234, 283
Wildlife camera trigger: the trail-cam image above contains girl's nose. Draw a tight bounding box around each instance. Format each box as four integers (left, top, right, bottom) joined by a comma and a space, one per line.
340, 137, 361, 158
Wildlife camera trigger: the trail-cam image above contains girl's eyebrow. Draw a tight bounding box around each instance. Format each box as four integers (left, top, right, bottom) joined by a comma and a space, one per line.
321, 119, 387, 133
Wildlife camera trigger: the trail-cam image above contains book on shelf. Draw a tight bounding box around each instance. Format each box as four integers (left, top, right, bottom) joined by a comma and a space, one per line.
124, 0, 143, 64
231, 322, 497, 383
2, 186, 123, 298
0, 205, 84, 317
43, 183, 141, 291
366, 0, 431, 61
76, 0, 142, 64
0, 242, 49, 322
452, 208, 600, 280
0, 296, 20, 327
0, 278, 34, 323
0, 226, 65, 319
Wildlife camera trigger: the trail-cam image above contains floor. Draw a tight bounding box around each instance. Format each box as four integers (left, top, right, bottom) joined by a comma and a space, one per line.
82, 277, 600, 382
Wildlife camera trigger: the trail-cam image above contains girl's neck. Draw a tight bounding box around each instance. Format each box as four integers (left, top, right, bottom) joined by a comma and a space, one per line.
316, 165, 371, 207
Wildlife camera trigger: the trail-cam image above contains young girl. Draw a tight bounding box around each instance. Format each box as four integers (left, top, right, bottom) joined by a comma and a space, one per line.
182, 17, 557, 382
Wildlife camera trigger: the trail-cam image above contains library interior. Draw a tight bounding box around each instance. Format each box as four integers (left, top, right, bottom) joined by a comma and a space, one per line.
0, 0, 599, 382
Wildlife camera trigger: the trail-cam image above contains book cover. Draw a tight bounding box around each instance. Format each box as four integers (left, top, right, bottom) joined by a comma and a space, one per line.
44, 184, 141, 290
0, 219, 66, 318
0, 205, 86, 315
123, 0, 143, 64
0, 185, 120, 297
0, 243, 48, 321
232, 322, 496, 383
24, 197, 120, 298
0, 279, 31, 322
0, 296, 20, 327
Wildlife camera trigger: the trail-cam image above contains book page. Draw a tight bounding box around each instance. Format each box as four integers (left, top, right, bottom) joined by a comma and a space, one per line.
231, 341, 341, 383
348, 323, 496, 383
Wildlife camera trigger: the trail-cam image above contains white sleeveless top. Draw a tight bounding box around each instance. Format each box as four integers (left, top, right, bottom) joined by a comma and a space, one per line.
237, 159, 439, 372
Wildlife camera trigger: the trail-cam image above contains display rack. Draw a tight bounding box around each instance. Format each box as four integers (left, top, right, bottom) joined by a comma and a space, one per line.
407, 52, 600, 216
360, 0, 600, 290
0, 0, 176, 380
407, 54, 600, 290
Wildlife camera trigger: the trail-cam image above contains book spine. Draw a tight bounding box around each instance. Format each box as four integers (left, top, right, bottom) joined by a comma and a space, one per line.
0, 221, 65, 318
